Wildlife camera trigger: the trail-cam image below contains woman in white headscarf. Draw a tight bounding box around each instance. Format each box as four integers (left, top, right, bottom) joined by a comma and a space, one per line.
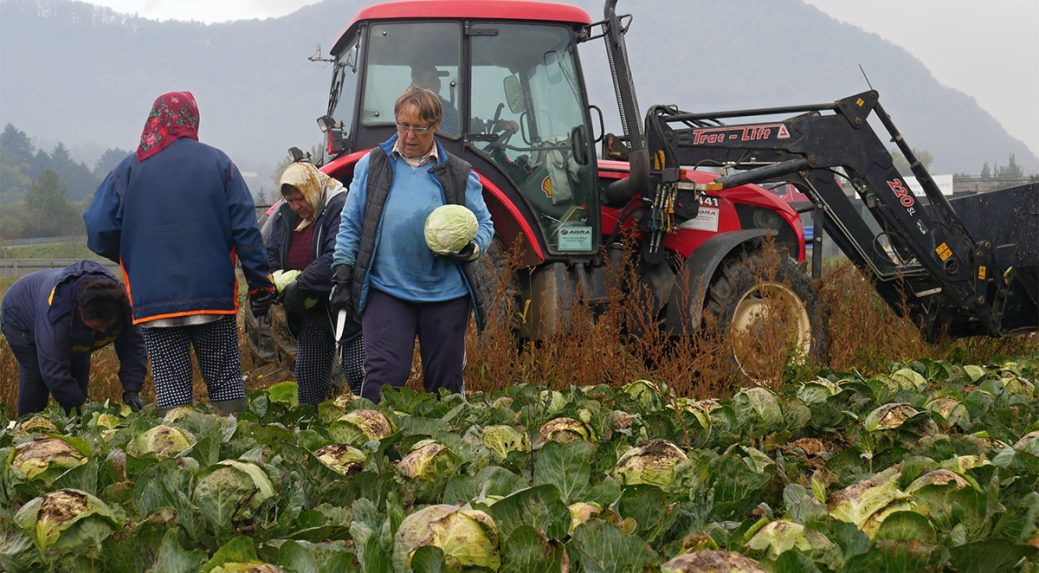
266, 160, 363, 403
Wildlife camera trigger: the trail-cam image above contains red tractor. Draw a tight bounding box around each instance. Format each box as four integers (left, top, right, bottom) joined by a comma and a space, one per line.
254, 0, 1036, 377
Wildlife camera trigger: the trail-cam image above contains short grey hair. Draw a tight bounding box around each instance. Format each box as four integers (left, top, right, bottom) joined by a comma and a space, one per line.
394, 86, 442, 125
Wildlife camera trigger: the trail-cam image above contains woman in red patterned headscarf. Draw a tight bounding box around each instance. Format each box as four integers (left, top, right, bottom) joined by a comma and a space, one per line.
136, 91, 200, 160
85, 91, 275, 416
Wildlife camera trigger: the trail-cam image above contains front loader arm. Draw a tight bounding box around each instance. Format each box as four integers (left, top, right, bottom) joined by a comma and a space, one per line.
644, 91, 1036, 337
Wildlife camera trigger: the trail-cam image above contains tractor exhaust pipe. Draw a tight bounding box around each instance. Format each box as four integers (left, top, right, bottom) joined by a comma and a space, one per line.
602, 0, 649, 202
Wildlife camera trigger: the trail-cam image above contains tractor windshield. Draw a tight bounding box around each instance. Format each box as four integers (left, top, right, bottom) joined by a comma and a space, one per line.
469, 23, 597, 254
361, 22, 464, 138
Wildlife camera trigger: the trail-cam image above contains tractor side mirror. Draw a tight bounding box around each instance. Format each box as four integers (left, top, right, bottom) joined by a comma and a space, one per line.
571, 125, 589, 165
588, 104, 605, 144
503, 75, 525, 114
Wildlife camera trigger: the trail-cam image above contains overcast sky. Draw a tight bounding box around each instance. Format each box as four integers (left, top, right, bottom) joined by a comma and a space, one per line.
82, 0, 1039, 157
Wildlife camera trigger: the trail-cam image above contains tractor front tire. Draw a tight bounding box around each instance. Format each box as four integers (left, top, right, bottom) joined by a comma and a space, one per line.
704, 254, 828, 384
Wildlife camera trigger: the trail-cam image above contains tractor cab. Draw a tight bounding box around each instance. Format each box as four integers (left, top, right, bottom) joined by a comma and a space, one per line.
320, 2, 600, 260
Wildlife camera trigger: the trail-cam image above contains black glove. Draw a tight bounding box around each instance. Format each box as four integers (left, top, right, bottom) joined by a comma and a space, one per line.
329, 265, 354, 316
63, 397, 87, 416
280, 282, 307, 314
250, 289, 276, 318
442, 241, 479, 264
123, 391, 145, 412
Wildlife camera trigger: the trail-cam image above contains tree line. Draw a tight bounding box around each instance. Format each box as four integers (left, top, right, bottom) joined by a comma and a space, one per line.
0, 124, 129, 240
888, 148, 1035, 182
979, 155, 1026, 180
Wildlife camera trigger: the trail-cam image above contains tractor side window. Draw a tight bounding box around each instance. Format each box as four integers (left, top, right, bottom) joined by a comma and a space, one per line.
361, 22, 462, 139
470, 24, 597, 254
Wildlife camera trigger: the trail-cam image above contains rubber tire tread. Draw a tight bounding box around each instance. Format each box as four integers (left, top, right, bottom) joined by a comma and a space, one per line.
703, 254, 829, 366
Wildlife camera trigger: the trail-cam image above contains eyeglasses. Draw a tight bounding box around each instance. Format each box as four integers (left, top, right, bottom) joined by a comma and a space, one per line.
396, 123, 434, 134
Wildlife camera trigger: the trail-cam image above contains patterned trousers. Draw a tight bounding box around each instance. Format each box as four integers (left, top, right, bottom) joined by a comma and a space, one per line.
142, 315, 245, 409
294, 313, 366, 404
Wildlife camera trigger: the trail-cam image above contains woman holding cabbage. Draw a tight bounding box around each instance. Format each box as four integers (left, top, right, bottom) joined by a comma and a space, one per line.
329, 86, 494, 403
266, 160, 364, 403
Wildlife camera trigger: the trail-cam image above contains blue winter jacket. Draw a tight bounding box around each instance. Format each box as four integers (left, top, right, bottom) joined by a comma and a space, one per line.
0, 260, 146, 410
83, 138, 273, 323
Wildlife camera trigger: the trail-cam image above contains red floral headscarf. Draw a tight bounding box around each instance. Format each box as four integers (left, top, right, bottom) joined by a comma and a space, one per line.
136, 91, 200, 161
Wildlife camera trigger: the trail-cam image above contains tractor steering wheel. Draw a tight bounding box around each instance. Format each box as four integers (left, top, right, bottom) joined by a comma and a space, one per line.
483, 103, 518, 154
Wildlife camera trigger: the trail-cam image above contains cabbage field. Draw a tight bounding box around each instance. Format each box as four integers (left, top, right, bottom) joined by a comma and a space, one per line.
2, 358, 1038, 572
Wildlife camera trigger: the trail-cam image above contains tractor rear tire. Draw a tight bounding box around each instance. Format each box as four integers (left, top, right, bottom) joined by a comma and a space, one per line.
703, 254, 828, 384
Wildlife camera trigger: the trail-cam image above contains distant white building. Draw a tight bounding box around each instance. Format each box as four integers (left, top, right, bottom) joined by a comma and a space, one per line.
902, 174, 953, 197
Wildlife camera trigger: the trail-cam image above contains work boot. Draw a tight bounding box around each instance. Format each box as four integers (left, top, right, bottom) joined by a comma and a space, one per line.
212, 398, 249, 416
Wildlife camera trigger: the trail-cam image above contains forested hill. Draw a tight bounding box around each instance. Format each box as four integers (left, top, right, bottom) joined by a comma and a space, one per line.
1, 0, 1036, 179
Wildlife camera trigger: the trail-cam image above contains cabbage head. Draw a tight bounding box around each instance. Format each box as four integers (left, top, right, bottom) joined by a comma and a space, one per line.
313, 444, 366, 476
393, 504, 500, 571
538, 417, 593, 444
885, 367, 928, 392
162, 406, 200, 423
623, 379, 666, 410
398, 439, 459, 481
661, 550, 767, 573
796, 377, 843, 405
14, 415, 58, 437
272, 269, 301, 292
666, 398, 714, 431
744, 519, 832, 559
611, 439, 688, 489
963, 364, 986, 382
14, 488, 124, 553
864, 403, 924, 431
828, 467, 910, 535
192, 460, 275, 525
567, 501, 601, 533
265, 381, 299, 407
732, 387, 783, 431
333, 393, 357, 409
317, 392, 359, 423
480, 425, 530, 460
9, 437, 88, 483
539, 390, 569, 416
905, 469, 972, 519
129, 424, 196, 458
329, 409, 395, 445
90, 413, 122, 430
424, 204, 478, 255
924, 398, 970, 427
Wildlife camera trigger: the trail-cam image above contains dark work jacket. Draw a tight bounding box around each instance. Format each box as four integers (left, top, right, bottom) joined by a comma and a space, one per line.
0, 260, 146, 409
266, 187, 360, 340
266, 187, 347, 294
83, 138, 273, 324
351, 144, 493, 330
